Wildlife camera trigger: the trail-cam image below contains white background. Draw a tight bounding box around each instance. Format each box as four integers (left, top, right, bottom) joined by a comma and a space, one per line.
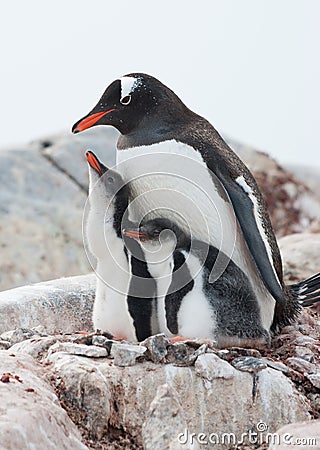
1, 0, 319, 165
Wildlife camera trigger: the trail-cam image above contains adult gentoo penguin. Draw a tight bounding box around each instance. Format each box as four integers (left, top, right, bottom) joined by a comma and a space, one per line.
85, 150, 158, 341
73, 73, 320, 333
123, 218, 270, 347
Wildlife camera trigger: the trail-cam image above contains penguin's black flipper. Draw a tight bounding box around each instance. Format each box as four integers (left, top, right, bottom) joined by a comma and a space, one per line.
288, 272, 320, 307
212, 169, 286, 306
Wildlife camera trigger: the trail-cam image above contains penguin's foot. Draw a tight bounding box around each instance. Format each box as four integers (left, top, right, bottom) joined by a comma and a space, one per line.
112, 335, 128, 341
169, 336, 188, 343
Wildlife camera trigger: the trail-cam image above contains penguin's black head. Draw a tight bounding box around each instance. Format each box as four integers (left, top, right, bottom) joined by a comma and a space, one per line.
123, 217, 184, 246
72, 73, 190, 136
86, 150, 126, 199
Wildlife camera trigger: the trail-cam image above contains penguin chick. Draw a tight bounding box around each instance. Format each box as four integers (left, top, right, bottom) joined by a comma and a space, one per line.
124, 218, 271, 348
85, 150, 136, 340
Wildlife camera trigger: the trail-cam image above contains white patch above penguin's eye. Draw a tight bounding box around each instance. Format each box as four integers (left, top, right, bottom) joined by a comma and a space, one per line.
120, 95, 131, 105
119, 76, 142, 101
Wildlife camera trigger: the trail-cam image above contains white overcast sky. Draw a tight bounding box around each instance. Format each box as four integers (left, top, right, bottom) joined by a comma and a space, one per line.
1, 0, 319, 166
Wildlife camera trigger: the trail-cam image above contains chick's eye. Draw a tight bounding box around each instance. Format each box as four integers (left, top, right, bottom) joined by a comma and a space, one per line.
120, 95, 131, 105
107, 177, 114, 184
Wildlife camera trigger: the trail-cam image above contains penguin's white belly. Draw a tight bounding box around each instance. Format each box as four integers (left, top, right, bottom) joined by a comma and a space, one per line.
90, 233, 136, 341
140, 243, 175, 337
117, 140, 238, 261
178, 253, 216, 339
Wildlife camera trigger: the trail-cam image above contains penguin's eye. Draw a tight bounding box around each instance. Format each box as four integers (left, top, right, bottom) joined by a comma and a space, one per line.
107, 177, 114, 184
120, 95, 131, 105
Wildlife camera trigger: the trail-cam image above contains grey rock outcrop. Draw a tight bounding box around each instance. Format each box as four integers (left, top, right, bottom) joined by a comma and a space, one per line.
0, 274, 95, 335
0, 128, 117, 291
0, 351, 88, 450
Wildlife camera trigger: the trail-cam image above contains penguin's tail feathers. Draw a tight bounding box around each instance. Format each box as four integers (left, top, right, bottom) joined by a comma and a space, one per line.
288, 272, 320, 307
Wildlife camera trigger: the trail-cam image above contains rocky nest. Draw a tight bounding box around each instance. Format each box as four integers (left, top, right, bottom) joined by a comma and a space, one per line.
0, 306, 319, 450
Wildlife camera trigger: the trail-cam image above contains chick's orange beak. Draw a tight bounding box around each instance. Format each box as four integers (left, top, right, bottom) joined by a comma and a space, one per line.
86, 150, 103, 176
122, 229, 148, 240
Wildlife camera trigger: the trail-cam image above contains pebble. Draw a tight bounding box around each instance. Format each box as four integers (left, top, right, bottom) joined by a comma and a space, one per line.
0, 340, 11, 350
195, 353, 236, 381
285, 357, 317, 375
140, 334, 169, 363
91, 335, 114, 354
110, 343, 147, 367
260, 358, 289, 373
10, 336, 59, 359
294, 346, 315, 362
293, 335, 317, 345
165, 343, 207, 367
231, 356, 267, 373
280, 325, 298, 333
217, 347, 261, 363
48, 342, 108, 358
307, 374, 320, 389
0, 327, 44, 346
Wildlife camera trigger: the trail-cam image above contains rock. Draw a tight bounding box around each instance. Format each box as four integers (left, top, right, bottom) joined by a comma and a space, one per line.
232, 356, 267, 373
0, 340, 11, 350
0, 274, 95, 335
0, 327, 43, 346
261, 358, 289, 373
71, 330, 113, 345
0, 144, 87, 291
294, 346, 315, 362
195, 353, 236, 380
307, 374, 320, 389
217, 347, 261, 362
0, 350, 88, 450
140, 334, 170, 363
37, 127, 118, 189
165, 343, 207, 366
48, 342, 108, 358
10, 336, 59, 360
47, 350, 310, 448
91, 335, 114, 353
285, 163, 320, 199
142, 384, 198, 450
279, 233, 320, 282
110, 343, 147, 366
268, 420, 320, 450
0, 128, 119, 291
285, 357, 317, 375
293, 335, 318, 345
